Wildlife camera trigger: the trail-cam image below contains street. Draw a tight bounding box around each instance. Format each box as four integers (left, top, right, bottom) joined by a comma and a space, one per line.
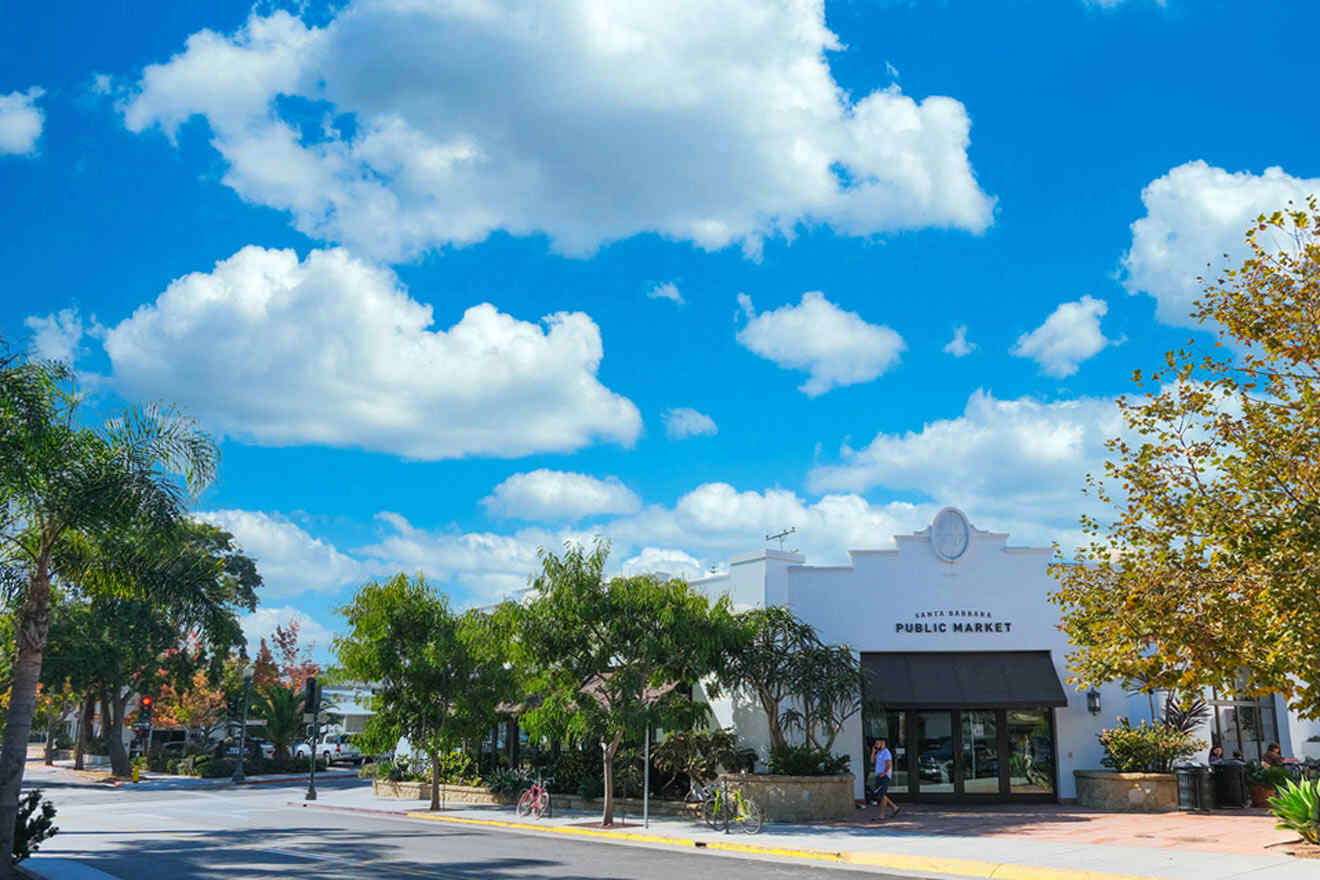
20, 767, 902, 879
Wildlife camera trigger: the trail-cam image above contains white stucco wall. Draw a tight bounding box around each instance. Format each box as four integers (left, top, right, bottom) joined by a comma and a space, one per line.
690, 509, 1137, 801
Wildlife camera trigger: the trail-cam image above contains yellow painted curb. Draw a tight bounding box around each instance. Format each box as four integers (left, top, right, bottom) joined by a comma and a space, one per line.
403, 811, 1168, 880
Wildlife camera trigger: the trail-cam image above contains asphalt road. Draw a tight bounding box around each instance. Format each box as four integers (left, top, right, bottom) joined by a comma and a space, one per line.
20, 766, 906, 879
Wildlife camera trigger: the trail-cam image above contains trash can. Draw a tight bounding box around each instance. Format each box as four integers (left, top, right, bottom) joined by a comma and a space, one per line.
1212, 762, 1249, 808
1175, 765, 1210, 811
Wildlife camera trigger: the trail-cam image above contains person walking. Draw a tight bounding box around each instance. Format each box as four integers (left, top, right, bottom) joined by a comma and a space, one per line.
869, 738, 900, 819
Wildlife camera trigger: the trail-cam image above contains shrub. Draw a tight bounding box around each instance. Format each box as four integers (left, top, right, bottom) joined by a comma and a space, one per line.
486, 767, 530, 798
576, 775, 604, 800
199, 758, 237, 778
545, 747, 596, 795
1246, 762, 1294, 789
358, 761, 379, 779
652, 728, 744, 792
435, 750, 482, 786
768, 745, 850, 776
1268, 778, 1320, 844
1097, 719, 1202, 773
13, 789, 57, 863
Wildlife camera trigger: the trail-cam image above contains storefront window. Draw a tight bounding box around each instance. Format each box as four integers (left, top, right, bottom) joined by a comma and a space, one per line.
1007, 709, 1054, 795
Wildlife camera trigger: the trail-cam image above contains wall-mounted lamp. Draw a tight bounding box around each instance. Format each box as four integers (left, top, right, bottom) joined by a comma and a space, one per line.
1086, 689, 1102, 716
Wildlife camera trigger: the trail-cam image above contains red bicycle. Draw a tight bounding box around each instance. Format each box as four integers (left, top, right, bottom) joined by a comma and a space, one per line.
516, 776, 552, 819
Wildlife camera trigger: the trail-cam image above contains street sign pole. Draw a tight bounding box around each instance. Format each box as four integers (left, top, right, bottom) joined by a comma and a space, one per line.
304, 679, 320, 802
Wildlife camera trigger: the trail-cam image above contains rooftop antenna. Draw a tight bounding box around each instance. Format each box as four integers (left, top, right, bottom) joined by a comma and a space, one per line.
766, 526, 797, 552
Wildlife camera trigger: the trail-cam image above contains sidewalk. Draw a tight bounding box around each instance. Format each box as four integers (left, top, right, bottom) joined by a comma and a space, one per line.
289, 785, 1319, 880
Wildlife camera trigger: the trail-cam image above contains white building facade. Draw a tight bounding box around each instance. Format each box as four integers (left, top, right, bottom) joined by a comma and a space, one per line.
689, 507, 1320, 803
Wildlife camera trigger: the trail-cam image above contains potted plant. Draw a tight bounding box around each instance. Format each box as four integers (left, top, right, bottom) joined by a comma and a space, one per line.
1245, 762, 1293, 807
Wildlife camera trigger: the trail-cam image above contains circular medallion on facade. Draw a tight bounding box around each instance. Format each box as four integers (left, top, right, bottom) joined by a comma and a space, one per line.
931, 508, 971, 562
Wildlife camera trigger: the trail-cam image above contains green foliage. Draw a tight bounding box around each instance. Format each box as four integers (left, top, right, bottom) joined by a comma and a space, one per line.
198, 758, 237, 778
434, 750, 482, 786
486, 767, 530, 797
718, 606, 863, 753
1267, 778, 1320, 844
767, 745, 851, 777
1097, 718, 1203, 772
252, 683, 305, 760
1246, 762, 1294, 788
336, 574, 514, 809
358, 761, 380, 779
543, 747, 595, 795
12, 788, 57, 863
652, 728, 753, 793
507, 540, 738, 824
576, 775, 604, 800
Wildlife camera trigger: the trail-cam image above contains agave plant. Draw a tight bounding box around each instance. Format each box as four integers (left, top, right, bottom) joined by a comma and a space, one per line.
1267, 778, 1320, 845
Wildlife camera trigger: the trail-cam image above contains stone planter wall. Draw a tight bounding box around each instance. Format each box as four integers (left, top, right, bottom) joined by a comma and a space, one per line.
718, 773, 855, 823
1073, 770, 1179, 812
371, 780, 514, 805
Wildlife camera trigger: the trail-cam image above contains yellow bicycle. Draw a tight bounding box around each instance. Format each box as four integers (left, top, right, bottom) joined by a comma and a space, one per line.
700, 782, 763, 834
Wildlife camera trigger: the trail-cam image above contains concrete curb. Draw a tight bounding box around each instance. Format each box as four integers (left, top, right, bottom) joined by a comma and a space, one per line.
391, 810, 1173, 880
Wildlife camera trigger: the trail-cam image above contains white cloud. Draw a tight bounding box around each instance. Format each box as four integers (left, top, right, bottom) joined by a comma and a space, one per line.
1121, 161, 1320, 328
943, 324, 975, 358
122, 3, 994, 262
620, 547, 707, 580
0, 87, 44, 156
239, 605, 337, 664
24, 308, 86, 364
663, 407, 718, 440
645, 282, 683, 305
808, 388, 1122, 544
1011, 295, 1118, 377
196, 509, 368, 599
481, 469, 641, 521
736, 291, 905, 396
71, 245, 639, 459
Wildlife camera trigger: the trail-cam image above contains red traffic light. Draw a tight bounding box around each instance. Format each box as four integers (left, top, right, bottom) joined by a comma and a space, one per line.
141, 696, 153, 706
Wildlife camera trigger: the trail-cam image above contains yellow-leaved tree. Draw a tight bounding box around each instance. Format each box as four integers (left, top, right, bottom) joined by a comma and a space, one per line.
1051, 197, 1320, 717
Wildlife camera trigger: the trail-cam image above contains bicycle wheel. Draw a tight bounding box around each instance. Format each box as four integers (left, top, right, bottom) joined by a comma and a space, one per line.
516, 788, 535, 817
701, 794, 723, 830
739, 797, 763, 834
534, 790, 552, 819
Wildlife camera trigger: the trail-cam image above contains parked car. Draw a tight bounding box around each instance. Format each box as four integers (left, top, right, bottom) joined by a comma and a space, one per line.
221, 737, 275, 760
295, 733, 362, 765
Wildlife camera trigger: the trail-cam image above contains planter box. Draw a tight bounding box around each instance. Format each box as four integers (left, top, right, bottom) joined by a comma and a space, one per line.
556, 795, 701, 819
1073, 770, 1179, 812
1248, 783, 1276, 807
371, 779, 514, 805
717, 773, 856, 823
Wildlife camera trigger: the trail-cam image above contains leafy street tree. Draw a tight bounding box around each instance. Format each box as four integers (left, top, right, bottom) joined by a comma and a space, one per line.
1051, 198, 1320, 717
715, 606, 816, 753
0, 344, 218, 869
336, 574, 511, 811
509, 541, 736, 826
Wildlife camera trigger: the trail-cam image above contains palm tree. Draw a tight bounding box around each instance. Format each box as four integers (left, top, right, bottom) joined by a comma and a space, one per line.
254, 684, 305, 761
0, 342, 218, 872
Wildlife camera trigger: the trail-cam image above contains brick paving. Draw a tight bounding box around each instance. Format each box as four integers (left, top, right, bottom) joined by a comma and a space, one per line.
846, 802, 1296, 856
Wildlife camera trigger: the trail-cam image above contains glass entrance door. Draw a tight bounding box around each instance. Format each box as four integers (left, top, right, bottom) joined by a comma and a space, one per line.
913, 711, 955, 795
961, 710, 1000, 794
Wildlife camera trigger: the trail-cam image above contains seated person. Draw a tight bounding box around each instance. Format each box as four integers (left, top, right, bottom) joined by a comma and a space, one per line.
1208, 745, 1226, 764
1261, 742, 1295, 766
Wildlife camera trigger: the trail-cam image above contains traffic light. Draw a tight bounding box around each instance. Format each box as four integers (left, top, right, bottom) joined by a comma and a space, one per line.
139, 695, 154, 725
303, 677, 320, 714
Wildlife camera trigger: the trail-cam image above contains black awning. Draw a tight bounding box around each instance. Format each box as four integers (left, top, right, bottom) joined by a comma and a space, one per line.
862, 651, 1069, 709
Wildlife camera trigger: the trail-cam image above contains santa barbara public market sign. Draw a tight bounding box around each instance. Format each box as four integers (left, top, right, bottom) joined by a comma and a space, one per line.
896, 608, 1014, 635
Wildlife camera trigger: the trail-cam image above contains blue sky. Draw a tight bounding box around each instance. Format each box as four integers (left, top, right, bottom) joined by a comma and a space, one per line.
4, 0, 1318, 659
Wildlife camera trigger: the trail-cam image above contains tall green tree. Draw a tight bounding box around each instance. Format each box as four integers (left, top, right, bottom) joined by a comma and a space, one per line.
715, 605, 819, 753
0, 344, 218, 870
336, 574, 511, 811
1051, 198, 1320, 717
509, 541, 736, 826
